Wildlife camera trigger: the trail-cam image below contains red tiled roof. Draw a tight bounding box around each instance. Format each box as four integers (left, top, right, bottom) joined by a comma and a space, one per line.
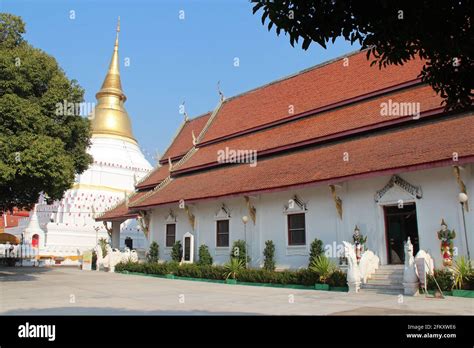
161, 112, 211, 161
136, 113, 210, 189
200, 51, 426, 143
135, 163, 170, 190
176, 85, 442, 172
96, 191, 150, 221
132, 114, 474, 209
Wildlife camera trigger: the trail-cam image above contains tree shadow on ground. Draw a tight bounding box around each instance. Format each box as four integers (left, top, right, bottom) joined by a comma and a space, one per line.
0, 266, 53, 282
1, 306, 260, 315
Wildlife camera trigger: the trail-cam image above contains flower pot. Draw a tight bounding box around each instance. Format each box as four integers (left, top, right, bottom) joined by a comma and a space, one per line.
314, 283, 330, 291
452, 289, 474, 298
165, 274, 175, 279
225, 279, 237, 285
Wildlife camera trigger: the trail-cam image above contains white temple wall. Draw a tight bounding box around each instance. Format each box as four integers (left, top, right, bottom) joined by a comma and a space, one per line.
147, 165, 472, 269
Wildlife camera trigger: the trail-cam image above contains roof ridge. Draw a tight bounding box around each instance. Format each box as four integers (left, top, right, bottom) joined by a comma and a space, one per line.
196, 99, 225, 144
130, 176, 173, 208
224, 48, 363, 103
171, 147, 198, 172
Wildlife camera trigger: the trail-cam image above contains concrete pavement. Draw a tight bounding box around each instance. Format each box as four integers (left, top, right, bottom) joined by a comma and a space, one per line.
1, 267, 472, 315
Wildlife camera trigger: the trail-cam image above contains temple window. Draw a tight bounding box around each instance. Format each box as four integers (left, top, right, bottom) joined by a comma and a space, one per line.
216, 220, 230, 247
287, 213, 306, 246
165, 223, 176, 247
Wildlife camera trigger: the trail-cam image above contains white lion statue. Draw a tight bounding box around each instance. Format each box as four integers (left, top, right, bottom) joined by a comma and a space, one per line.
403, 237, 419, 295
359, 249, 379, 284
95, 244, 138, 272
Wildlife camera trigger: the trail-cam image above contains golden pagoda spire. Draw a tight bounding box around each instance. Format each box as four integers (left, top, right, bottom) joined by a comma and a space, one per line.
91, 17, 137, 144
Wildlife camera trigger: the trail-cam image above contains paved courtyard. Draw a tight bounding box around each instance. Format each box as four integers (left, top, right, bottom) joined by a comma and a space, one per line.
0, 267, 472, 315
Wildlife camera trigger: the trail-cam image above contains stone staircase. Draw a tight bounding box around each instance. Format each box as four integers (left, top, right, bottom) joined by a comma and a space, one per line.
361, 264, 404, 295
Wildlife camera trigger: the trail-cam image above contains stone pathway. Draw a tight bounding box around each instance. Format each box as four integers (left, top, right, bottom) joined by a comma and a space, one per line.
1, 267, 472, 315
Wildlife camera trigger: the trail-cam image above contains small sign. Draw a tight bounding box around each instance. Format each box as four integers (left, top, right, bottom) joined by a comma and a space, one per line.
82, 250, 93, 271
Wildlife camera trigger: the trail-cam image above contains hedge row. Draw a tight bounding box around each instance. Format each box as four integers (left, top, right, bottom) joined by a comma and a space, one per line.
115, 261, 347, 287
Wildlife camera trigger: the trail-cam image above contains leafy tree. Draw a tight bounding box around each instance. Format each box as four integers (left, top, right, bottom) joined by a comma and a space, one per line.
147, 241, 160, 263
252, 1, 473, 110
309, 238, 324, 267
263, 240, 275, 271
0, 14, 92, 213
197, 244, 213, 266
171, 240, 182, 262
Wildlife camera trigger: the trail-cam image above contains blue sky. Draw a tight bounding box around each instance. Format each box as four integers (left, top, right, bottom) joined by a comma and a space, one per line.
2, 0, 359, 164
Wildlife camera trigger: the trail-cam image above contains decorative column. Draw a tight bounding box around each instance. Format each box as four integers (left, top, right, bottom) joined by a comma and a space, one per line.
111, 221, 121, 249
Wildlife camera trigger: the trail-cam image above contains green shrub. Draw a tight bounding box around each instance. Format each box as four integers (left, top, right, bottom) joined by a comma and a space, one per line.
224, 258, 245, 280
427, 269, 454, 291
174, 263, 226, 280
115, 261, 327, 287
230, 239, 249, 266
174, 263, 202, 278
309, 238, 324, 266
237, 268, 319, 286
147, 241, 160, 263
197, 244, 213, 266
465, 273, 474, 290
327, 270, 347, 287
171, 241, 182, 262
263, 240, 276, 271
115, 260, 142, 273
296, 268, 321, 286
452, 257, 473, 290
166, 261, 180, 274
309, 255, 336, 283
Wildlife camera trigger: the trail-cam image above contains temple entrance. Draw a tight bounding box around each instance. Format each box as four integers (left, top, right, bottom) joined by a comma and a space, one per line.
384, 203, 419, 264
125, 237, 133, 250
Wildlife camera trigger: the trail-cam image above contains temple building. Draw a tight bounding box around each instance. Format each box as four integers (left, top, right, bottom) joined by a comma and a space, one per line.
8, 20, 152, 258
97, 50, 473, 271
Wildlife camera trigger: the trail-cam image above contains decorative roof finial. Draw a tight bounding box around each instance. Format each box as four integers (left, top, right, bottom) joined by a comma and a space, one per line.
115, 16, 120, 46
217, 81, 225, 101
124, 190, 129, 207
181, 100, 189, 121
192, 130, 197, 145
153, 150, 161, 164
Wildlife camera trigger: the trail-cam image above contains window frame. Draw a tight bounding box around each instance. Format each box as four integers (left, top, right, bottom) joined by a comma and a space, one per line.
287, 213, 306, 246
216, 219, 230, 248
165, 223, 176, 248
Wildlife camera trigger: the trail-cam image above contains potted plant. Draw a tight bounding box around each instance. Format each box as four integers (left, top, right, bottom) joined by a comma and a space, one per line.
310, 255, 335, 290
223, 258, 244, 284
